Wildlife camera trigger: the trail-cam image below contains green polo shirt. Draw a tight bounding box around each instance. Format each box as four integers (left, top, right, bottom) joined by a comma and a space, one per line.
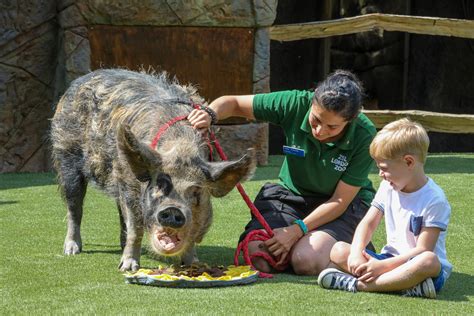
253, 90, 376, 205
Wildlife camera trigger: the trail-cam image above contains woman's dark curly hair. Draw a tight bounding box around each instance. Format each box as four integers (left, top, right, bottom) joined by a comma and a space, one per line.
313, 70, 365, 121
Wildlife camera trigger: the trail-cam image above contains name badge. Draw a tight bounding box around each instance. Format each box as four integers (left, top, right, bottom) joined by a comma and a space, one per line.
282, 145, 305, 157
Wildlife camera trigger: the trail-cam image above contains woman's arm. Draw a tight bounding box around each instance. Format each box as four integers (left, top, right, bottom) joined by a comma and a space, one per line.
303, 180, 360, 230
188, 95, 255, 130
264, 180, 361, 261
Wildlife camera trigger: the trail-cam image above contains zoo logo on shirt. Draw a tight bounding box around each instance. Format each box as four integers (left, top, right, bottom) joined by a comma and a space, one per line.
331, 154, 348, 172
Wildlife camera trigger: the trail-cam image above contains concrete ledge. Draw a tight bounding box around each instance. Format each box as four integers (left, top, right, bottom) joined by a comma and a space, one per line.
212, 123, 268, 166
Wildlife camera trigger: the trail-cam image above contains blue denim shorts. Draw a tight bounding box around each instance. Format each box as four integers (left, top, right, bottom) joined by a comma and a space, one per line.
365, 249, 448, 292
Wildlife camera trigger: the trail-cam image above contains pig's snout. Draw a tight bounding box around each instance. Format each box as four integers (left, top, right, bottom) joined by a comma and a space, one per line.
158, 207, 185, 228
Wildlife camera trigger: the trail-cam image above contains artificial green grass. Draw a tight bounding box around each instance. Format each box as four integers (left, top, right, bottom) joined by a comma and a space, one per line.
1, 154, 473, 314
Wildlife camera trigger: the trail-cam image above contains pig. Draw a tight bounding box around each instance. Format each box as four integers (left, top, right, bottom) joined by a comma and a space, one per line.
50, 69, 256, 271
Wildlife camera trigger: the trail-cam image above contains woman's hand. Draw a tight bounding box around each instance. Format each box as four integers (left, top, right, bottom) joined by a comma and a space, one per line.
187, 108, 212, 131
264, 225, 303, 265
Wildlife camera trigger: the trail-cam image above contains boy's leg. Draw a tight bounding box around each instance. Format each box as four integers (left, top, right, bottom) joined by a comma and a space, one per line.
357, 251, 441, 293
329, 241, 352, 272
431, 262, 449, 292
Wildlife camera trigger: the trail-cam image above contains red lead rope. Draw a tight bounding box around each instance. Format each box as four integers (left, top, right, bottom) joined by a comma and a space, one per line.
151, 105, 289, 278
208, 132, 289, 278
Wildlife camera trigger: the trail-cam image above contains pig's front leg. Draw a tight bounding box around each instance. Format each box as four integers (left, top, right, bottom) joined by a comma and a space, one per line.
181, 245, 199, 265
118, 226, 143, 271
117, 201, 143, 272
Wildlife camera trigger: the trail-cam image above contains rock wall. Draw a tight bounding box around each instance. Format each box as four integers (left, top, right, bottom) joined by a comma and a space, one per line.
0, 1, 58, 172
0, 0, 278, 172
56, 0, 277, 97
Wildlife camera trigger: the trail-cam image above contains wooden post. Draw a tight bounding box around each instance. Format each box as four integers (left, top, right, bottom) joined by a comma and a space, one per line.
402, 0, 411, 107
320, 0, 333, 79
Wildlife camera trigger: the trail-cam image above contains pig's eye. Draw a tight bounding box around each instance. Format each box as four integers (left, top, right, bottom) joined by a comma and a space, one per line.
186, 185, 202, 206
156, 174, 172, 196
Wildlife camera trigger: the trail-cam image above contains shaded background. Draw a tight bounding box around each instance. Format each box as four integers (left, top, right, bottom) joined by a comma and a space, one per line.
269, 0, 474, 154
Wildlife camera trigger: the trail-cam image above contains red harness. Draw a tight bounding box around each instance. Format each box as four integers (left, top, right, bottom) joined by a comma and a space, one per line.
150, 104, 289, 278
151, 103, 213, 160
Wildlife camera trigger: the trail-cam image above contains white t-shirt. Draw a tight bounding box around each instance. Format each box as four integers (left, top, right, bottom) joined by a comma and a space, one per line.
371, 178, 452, 276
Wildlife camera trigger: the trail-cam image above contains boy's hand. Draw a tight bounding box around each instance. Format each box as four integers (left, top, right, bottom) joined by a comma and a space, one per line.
348, 251, 368, 276
355, 251, 389, 283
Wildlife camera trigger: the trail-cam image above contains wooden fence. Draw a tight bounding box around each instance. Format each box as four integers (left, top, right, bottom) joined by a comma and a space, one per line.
269, 13, 474, 133
270, 13, 474, 42
363, 110, 474, 133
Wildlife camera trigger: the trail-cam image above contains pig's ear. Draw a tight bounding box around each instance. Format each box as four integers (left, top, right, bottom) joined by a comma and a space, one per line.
117, 124, 162, 182
205, 148, 256, 197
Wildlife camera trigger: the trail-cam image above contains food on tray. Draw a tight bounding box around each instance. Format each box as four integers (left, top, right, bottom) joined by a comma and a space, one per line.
124, 263, 258, 283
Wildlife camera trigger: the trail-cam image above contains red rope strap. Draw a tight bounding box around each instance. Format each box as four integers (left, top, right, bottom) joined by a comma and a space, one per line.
150, 103, 214, 161
150, 115, 188, 149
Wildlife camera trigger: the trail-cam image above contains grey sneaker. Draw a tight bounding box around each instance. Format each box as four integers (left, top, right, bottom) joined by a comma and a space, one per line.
318, 268, 358, 293
402, 278, 436, 299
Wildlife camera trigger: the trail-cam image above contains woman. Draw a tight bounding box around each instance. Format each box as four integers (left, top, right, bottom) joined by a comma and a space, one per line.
188, 70, 376, 275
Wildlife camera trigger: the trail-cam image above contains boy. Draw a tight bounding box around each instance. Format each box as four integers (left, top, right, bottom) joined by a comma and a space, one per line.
317, 118, 451, 298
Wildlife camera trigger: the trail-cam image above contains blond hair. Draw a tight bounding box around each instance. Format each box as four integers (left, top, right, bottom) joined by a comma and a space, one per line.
370, 118, 430, 163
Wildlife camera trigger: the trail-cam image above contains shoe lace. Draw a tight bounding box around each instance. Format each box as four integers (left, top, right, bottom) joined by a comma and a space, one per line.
332, 273, 357, 293
403, 283, 423, 297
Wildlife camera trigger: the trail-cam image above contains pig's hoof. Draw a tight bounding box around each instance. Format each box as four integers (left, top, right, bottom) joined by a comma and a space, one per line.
64, 240, 82, 255
119, 257, 140, 272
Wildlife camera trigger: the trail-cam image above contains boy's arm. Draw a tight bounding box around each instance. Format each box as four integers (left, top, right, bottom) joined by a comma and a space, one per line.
357, 227, 441, 282
348, 206, 382, 275
379, 227, 441, 268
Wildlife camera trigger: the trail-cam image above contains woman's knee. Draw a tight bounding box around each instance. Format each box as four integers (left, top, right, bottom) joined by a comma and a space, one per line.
291, 247, 331, 276
291, 232, 336, 275
291, 251, 320, 275
247, 241, 273, 273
